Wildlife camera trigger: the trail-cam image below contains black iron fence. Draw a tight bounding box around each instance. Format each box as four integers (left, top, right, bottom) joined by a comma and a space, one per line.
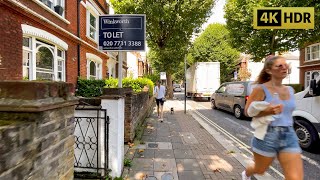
74, 104, 110, 179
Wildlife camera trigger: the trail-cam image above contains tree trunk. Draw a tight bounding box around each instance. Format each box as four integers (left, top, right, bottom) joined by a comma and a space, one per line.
166, 73, 174, 99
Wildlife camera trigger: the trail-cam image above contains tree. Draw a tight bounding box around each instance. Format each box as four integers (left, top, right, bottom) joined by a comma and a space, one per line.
224, 0, 320, 61
110, 0, 215, 98
188, 23, 240, 83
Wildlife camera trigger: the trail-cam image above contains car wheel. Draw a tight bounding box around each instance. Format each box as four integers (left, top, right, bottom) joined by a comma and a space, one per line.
211, 99, 217, 109
294, 119, 319, 150
234, 105, 243, 119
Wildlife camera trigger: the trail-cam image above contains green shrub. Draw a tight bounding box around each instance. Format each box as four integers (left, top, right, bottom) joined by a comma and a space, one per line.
123, 77, 142, 93
143, 74, 159, 84
284, 84, 304, 93
105, 77, 118, 88
76, 78, 105, 97
136, 77, 154, 96
105, 77, 154, 96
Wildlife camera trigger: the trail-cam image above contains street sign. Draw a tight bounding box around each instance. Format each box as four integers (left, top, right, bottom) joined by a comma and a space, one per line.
160, 72, 166, 80
99, 14, 146, 51
253, 7, 314, 29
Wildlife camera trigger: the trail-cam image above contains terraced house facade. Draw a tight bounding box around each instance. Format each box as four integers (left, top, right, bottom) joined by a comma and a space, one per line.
300, 42, 320, 88
0, 0, 112, 84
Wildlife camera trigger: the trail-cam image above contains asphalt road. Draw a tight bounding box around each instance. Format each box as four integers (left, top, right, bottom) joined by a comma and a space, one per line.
173, 91, 320, 180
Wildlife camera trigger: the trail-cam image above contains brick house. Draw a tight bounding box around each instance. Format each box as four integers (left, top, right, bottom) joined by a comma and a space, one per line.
0, 0, 111, 85
299, 42, 320, 89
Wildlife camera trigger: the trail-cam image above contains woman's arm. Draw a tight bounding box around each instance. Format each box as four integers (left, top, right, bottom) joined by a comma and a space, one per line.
245, 86, 282, 117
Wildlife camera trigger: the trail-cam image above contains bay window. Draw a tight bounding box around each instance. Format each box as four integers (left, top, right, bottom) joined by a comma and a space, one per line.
23, 37, 66, 81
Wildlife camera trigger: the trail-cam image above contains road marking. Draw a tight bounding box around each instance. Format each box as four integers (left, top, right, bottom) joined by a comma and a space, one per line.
192, 109, 284, 179
224, 117, 254, 134
185, 100, 320, 170
301, 155, 320, 169
173, 98, 320, 172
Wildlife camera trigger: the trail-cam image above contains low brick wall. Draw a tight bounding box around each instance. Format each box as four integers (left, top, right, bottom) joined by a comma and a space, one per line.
124, 92, 154, 142
0, 81, 78, 180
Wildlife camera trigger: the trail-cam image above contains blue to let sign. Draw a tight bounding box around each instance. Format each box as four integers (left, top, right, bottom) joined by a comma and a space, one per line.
99, 15, 146, 51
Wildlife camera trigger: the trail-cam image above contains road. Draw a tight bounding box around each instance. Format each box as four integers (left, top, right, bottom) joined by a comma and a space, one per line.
173, 91, 320, 180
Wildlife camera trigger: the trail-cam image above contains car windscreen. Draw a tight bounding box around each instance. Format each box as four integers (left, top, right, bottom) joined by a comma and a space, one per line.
226, 84, 245, 96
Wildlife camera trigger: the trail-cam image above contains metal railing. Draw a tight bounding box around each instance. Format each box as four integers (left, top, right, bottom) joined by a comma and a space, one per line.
74, 104, 110, 179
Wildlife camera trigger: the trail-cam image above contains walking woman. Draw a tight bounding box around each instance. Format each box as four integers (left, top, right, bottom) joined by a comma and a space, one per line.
154, 80, 166, 121
243, 56, 303, 180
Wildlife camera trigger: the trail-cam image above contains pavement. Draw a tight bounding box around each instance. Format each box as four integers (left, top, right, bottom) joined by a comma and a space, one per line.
122, 100, 250, 180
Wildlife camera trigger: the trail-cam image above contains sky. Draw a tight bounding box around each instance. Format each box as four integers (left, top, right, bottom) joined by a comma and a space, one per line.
201, 0, 226, 30
199, 0, 299, 56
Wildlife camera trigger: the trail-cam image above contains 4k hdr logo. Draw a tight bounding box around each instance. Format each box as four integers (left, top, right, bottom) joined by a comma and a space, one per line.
253, 7, 314, 29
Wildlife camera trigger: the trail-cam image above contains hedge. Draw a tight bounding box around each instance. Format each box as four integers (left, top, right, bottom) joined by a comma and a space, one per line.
105, 77, 154, 96
76, 77, 154, 97
76, 78, 105, 97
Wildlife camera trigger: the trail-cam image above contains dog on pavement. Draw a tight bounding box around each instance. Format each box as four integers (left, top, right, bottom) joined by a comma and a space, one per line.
170, 107, 174, 114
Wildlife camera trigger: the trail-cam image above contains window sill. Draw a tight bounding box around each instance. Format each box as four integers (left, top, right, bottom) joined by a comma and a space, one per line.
305, 59, 320, 63
86, 35, 98, 44
32, 0, 70, 25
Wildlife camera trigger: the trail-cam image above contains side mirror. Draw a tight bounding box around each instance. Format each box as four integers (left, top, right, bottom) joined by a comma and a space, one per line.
309, 79, 317, 96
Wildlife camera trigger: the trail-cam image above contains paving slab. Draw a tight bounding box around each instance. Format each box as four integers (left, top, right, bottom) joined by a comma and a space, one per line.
173, 149, 195, 159
132, 158, 154, 171
124, 101, 248, 180
176, 159, 201, 172
153, 158, 176, 172
154, 149, 175, 159
134, 149, 155, 158
177, 171, 205, 180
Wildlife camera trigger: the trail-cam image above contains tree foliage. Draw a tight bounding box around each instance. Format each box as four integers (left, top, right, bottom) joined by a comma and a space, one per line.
224, 0, 320, 61
187, 23, 240, 83
110, 0, 215, 97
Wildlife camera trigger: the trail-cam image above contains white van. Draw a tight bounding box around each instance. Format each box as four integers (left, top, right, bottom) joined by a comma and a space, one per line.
293, 76, 320, 150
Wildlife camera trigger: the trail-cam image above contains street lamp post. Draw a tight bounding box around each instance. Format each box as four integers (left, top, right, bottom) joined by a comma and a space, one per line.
184, 55, 187, 114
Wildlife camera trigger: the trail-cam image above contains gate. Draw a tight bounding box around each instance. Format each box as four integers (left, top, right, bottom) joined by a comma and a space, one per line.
74, 103, 110, 179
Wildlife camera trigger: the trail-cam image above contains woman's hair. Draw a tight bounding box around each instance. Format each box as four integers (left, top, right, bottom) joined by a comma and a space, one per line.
255, 55, 284, 84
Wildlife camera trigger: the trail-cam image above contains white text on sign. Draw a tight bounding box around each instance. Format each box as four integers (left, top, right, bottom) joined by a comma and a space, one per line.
253, 7, 314, 29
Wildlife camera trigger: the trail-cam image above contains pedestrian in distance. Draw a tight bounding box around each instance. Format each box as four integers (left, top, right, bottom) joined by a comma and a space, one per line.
154, 80, 166, 122
242, 55, 303, 180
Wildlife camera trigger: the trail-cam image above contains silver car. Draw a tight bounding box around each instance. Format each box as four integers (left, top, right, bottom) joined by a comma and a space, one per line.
210, 81, 256, 119
173, 84, 182, 92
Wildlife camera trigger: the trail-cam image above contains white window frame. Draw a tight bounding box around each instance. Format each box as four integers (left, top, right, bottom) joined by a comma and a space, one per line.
37, 0, 66, 17
22, 36, 66, 81
86, 53, 103, 80
23, 37, 32, 80
57, 49, 66, 81
305, 70, 320, 88
86, 2, 100, 43
305, 43, 320, 62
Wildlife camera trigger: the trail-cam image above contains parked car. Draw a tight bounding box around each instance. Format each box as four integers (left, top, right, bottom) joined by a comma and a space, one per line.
173, 84, 182, 92
210, 81, 256, 119
293, 76, 320, 150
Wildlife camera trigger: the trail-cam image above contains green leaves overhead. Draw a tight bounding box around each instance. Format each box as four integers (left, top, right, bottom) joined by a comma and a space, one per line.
110, 0, 215, 73
188, 23, 240, 83
224, 0, 320, 61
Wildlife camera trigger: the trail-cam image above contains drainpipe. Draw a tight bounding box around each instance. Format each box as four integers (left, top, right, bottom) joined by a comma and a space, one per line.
77, 0, 81, 77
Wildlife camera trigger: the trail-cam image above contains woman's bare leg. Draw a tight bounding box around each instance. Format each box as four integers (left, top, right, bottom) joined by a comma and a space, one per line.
245, 152, 274, 176
278, 152, 303, 180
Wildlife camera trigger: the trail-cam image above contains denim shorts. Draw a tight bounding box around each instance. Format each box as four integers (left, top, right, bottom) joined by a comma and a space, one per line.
251, 126, 302, 157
